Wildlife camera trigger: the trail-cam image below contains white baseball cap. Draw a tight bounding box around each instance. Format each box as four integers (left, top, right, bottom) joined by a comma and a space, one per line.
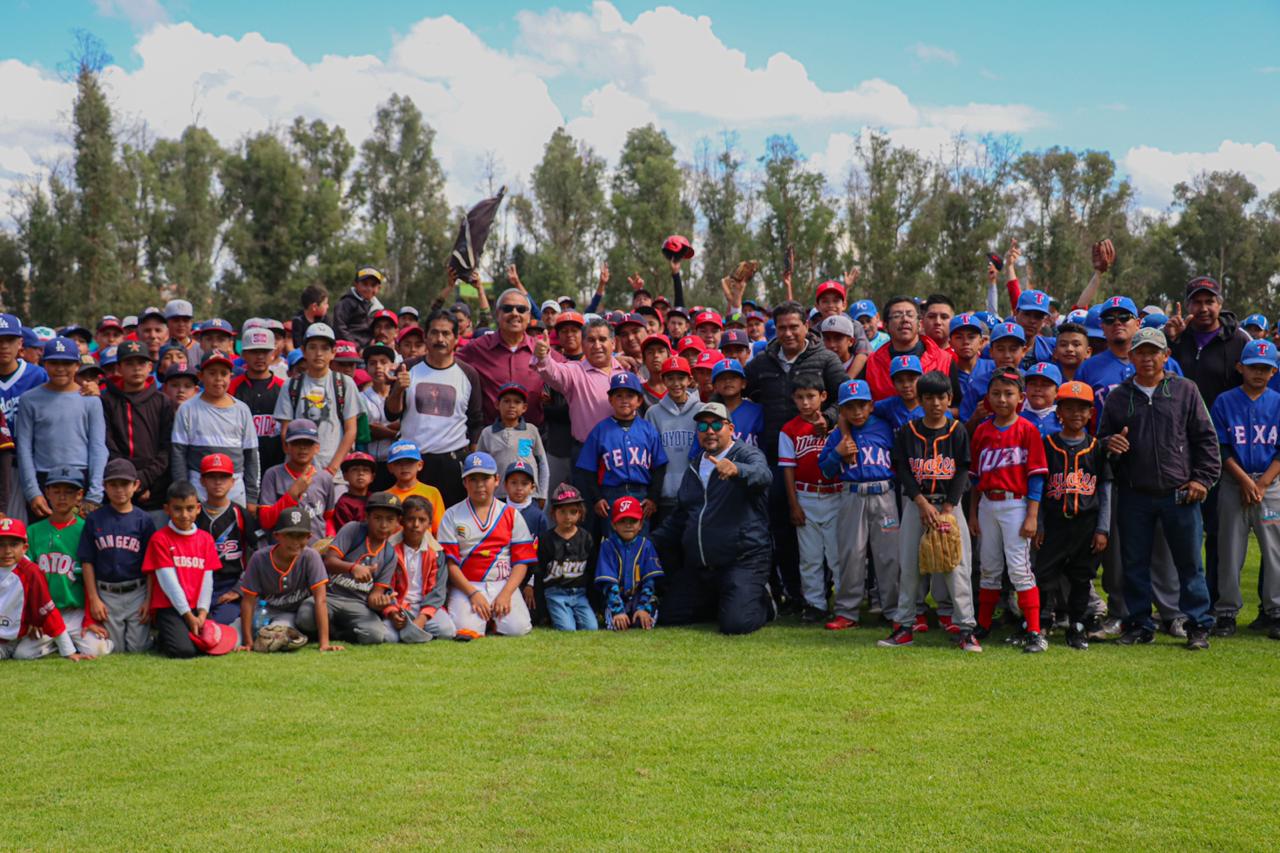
241, 327, 275, 351
304, 322, 336, 342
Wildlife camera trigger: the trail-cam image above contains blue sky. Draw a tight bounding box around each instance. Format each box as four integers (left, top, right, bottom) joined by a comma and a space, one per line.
2, 0, 1278, 209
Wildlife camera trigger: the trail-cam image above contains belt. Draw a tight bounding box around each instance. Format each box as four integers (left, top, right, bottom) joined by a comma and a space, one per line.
795, 482, 846, 495
98, 579, 145, 594
983, 489, 1025, 502
852, 480, 892, 496
922, 493, 949, 505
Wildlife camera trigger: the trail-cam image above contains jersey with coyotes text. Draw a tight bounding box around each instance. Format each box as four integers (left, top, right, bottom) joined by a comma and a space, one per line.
1043, 433, 1110, 518
438, 499, 535, 583
972, 417, 1048, 495
778, 416, 838, 487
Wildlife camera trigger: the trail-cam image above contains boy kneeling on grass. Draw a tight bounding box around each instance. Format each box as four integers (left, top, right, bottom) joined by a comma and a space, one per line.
383, 495, 456, 643
0, 517, 94, 661
306, 492, 401, 645
142, 481, 227, 658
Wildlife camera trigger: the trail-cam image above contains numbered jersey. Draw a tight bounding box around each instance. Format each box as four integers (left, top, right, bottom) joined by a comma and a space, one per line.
438, 499, 535, 583
26, 517, 86, 611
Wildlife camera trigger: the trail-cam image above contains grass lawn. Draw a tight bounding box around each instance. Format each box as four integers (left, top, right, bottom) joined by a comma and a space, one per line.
3, 556, 1280, 850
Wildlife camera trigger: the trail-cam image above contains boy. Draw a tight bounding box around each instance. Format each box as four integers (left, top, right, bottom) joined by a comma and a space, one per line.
779, 375, 842, 623
237, 506, 341, 652
0, 517, 93, 661
691, 350, 720, 403
574, 373, 668, 527
197, 319, 237, 359
384, 439, 445, 535
959, 323, 1028, 430
439, 452, 536, 637
142, 481, 224, 658
197, 453, 260, 628
719, 329, 753, 369
873, 355, 924, 430
475, 383, 549, 502
596, 496, 663, 631
1036, 380, 1111, 650
1211, 338, 1280, 637
504, 460, 548, 542
272, 322, 360, 475
16, 337, 107, 519
102, 340, 173, 511
645, 356, 701, 520
258, 419, 337, 543
1022, 362, 1063, 436
818, 380, 900, 630
819, 314, 860, 378
24, 466, 113, 657
79, 458, 155, 653
383, 495, 456, 642
290, 283, 330, 351
171, 351, 260, 506
969, 368, 1049, 652
537, 484, 596, 631
309, 492, 402, 645
710, 359, 762, 448
229, 327, 286, 475
639, 334, 671, 405
884, 371, 980, 650
948, 313, 987, 402
333, 451, 375, 528
1051, 321, 1090, 383
360, 341, 399, 479
396, 325, 427, 363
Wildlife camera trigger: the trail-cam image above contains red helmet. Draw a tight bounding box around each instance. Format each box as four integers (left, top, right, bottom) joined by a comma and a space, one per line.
662, 234, 695, 260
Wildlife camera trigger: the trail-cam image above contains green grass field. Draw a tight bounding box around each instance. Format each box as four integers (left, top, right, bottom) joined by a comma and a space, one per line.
4, 555, 1280, 851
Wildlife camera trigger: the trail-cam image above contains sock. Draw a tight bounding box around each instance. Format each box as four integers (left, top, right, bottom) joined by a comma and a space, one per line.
977, 588, 1001, 629
1017, 587, 1042, 634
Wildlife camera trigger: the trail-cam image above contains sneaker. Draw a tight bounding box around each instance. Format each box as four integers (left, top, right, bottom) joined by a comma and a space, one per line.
1004, 625, 1031, 646
1162, 616, 1188, 638
1052, 612, 1069, 631
958, 632, 983, 653
913, 614, 930, 634
1065, 624, 1089, 650
1116, 626, 1155, 645
1210, 615, 1236, 637
800, 605, 828, 624
1247, 612, 1272, 633
1090, 616, 1123, 640
824, 615, 858, 631
1185, 625, 1210, 651
1022, 631, 1049, 653
972, 624, 991, 641
877, 625, 914, 647
938, 614, 961, 635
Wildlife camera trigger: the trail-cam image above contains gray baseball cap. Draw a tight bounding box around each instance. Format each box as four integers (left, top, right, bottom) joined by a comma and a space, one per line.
304, 322, 336, 342
1130, 327, 1168, 351
103, 458, 139, 482
241, 327, 275, 351
163, 299, 193, 319
819, 314, 858, 338
695, 402, 730, 421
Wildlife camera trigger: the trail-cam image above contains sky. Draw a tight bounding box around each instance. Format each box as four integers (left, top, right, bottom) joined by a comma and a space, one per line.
1, 0, 1278, 215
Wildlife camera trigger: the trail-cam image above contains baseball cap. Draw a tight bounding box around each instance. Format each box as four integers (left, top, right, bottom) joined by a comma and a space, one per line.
284, 419, 320, 443
395, 325, 425, 344
1130, 327, 1168, 352
355, 266, 386, 284
608, 372, 644, 396
712, 358, 745, 381
659, 356, 691, 377
363, 342, 396, 363
139, 306, 166, 324
189, 620, 238, 656
1243, 313, 1269, 330
0, 314, 21, 338
611, 496, 645, 524
275, 505, 316, 536
1141, 313, 1168, 330
720, 329, 750, 350
889, 355, 923, 376
304, 322, 336, 343
103, 457, 139, 482
496, 382, 528, 400
615, 312, 645, 330
662, 234, 695, 260
98, 345, 119, 368
60, 324, 90, 342
162, 364, 199, 383
666, 306, 689, 320
241, 328, 275, 352
1056, 381, 1095, 404
815, 280, 846, 303
286, 350, 305, 370
950, 313, 987, 335
339, 451, 377, 472
724, 311, 747, 328
331, 341, 359, 363
451, 301, 472, 319
0, 517, 27, 540
44, 465, 85, 489
366, 492, 403, 514
117, 340, 152, 362
1015, 290, 1052, 314
353, 368, 372, 388
462, 451, 498, 478
676, 335, 705, 355
198, 351, 234, 372
1240, 339, 1278, 367
693, 310, 723, 329
399, 305, 419, 319
990, 322, 1027, 344
850, 300, 877, 320
1025, 362, 1063, 386
163, 299, 193, 319
504, 459, 536, 482
1098, 296, 1139, 317
693, 350, 723, 370
639, 334, 671, 355
838, 379, 872, 405
554, 310, 586, 329
97, 315, 123, 332
539, 299, 560, 315
1186, 276, 1221, 299
550, 483, 585, 507
200, 453, 235, 476
557, 295, 577, 308
695, 402, 729, 421
387, 439, 422, 463
372, 309, 399, 327
819, 314, 857, 338
20, 328, 39, 349
76, 355, 102, 377
42, 337, 80, 363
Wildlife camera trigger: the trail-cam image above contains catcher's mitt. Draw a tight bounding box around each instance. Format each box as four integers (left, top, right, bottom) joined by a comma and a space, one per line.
253, 624, 309, 653
918, 522, 963, 574
731, 259, 759, 282
1091, 239, 1115, 273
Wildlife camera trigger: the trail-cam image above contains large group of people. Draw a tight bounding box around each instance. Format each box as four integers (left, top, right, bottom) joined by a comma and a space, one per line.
2, 236, 1277, 661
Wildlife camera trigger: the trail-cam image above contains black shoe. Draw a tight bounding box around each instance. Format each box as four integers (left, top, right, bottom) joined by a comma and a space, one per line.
1004, 627, 1031, 647
972, 624, 991, 641
800, 605, 827, 624
1116, 626, 1155, 645
1022, 631, 1049, 653
1268, 622, 1280, 641
1247, 612, 1272, 633
1162, 617, 1188, 638
1185, 625, 1210, 651
1065, 623, 1090, 650
1210, 615, 1236, 638
777, 597, 803, 617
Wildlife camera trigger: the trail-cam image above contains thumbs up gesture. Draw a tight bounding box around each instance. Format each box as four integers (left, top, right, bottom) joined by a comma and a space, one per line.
534, 332, 551, 360
1107, 426, 1130, 455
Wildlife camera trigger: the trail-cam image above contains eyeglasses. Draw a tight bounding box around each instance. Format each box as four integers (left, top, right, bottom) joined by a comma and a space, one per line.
1101, 313, 1135, 325
887, 311, 917, 321
696, 420, 726, 433
499, 304, 530, 315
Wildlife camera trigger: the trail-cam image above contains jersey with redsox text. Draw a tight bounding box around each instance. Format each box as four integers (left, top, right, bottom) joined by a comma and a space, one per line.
141, 525, 222, 611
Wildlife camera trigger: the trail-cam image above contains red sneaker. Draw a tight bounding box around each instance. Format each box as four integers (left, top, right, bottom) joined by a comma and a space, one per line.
939, 614, 961, 635
913, 614, 930, 633
825, 615, 859, 631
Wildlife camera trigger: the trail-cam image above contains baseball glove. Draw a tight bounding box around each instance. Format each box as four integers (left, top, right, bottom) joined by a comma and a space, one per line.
1091, 239, 1116, 273
731, 259, 760, 282
918, 522, 963, 574
253, 624, 309, 653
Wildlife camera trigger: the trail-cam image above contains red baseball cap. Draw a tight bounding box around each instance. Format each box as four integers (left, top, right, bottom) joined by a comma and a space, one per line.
333, 340, 360, 362
659, 356, 691, 377
815, 280, 846, 302
693, 350, 724, 370
200, 453, 235, 476
189, 620, 238, 655
676, 335, 705, 354
641, 333, 671, 353
611, 496, 645, 523
396, 325, 425, 343
198, 351, 234, 372
0, 517, 28, 540
554, 310, 586, 328
662, 234, 695, 260
693, 311, 723, 329
372, 309, 399, 326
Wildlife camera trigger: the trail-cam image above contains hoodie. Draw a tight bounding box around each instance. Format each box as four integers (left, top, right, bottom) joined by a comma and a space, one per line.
1167, 310, 1251, 411
101, 377, 175, 507
743, 332, 847, 464
644, 389, 702, 501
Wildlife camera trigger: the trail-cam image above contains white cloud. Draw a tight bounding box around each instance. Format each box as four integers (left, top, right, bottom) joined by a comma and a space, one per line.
1124, 141, 1280, 207
923, 103, 1047, 134
911, 43, 958, 65
1257, 66, 1280, 74
93, 0, 169, 29
566, 84, 660, 158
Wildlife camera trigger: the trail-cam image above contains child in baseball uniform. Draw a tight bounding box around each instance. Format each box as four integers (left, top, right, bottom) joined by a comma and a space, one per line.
382, 495, 455, 643
960, 323, 1029, 430
311, 492, 402, 645
537, 484, 597, 631
969, 367, 1049, 653
818, 380, 900, 629
0, 518, 94, 661
197, 452, 260, 630
883, 371, 980, 651
439, 452, 536, 638
1210, 338, 1280, 638
332, 451, 374, 529
23, 466, 113, 657
384, 441, 445, 537
142, 481, 224, 658
778, 375, 842, 623
237, 506, 342, 652
709, 359, 762, 448
574, 372, 668, 532
1021, 362, 1063, 437
872, 355, 924, 430
475, 383, 549, 502
79, 458, 155, 652
596, 496, 662, 631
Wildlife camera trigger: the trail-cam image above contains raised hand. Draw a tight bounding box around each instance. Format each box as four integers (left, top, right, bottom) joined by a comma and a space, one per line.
1165, 303, 1187, 340
627, 273, 646, 292
1091, 239, 1116, 273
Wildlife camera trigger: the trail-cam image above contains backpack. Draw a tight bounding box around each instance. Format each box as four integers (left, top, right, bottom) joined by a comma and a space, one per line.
287, 371, 348, 424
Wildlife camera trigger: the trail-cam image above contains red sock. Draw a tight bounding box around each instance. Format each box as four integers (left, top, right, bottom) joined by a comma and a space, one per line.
977, 588, 1001, 629
1017, 587, 1042, 634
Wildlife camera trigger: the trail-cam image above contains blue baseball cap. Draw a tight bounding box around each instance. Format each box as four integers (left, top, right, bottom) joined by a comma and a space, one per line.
837, 379, 872, 405
1097, 295, 1139, 317
1243, 313, 1269, 331
387, 439, 422, 463
976, 311, 1002, 331
990, 322, 1027, 344
503, 459, 536, 482
1062, 309, 1089, 326
20, 327, 40, 349
711, 358, 746, 380
1141, 313, 1168, 330
1016, 290, 1052, 314
1025, 362, 1063, 386
42, 337, 80, 363
98, 345, 119, 367
462, 451, 498, 478
199, 318, 236, 336
607, 372, 644, 396
889, 354, 923, 376
286, 349, 305, 369
850, 299, 877, 320
1240, 339, 1278, 367
0, 314, 21, 339
949, 313, 987, 335
284, 419, 320, 443
720, 329, 750, 349
44, 465, 85, 489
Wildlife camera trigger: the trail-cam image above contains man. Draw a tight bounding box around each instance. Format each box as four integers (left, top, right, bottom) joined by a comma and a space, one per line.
163, 299, 200, 364
386, 309, 485, 508
136, 306, 169, 361
533, 317, 625, 450
863, 296, 959, 401
653, 403, 774, 635
456, 288, 550, 426
541, 311, 586, 492
1098, 328, 1220, 650
920, 294, 956, 352
334, 266, 385, 349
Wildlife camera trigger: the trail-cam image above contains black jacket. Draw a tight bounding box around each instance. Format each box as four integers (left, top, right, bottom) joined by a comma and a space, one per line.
100, 377, 174, 506
1096, 374, 1220, 494
291, 310, 330, 350
334, 289, 373, 348
1168, 311, 1251, 410
744, 332, 847, 463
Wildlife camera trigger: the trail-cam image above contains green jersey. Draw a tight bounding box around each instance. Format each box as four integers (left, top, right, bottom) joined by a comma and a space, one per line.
27, 517, 86, 611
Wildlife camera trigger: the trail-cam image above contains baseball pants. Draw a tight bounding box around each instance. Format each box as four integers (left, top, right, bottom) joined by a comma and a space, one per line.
154, 608, 202, 658
1215, 477, 1280, 619
795, 490, 843, 612
917, 568, 956, 617
977, 497, 1036, 592
297, 597, 389, 644
5, 608, 114, 659
1115, 488, 1213, 633
832, 487, 899, 620
1033, 512, 1101, 626
448, 581, 532, 636
383, 610, 458, 643
95, 581, 151, 652
895, 501, 975, 629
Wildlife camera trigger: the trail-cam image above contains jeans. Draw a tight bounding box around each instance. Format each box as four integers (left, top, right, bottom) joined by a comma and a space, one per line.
544, 587, 598, 631
1116, 487, 1213, 632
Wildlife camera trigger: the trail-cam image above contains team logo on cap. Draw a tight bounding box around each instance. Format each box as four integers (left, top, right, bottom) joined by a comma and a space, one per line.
617, 498, 636, 514
1108, 297, 1123, 308
894, 357, 908, 369
0, 519, 14, 532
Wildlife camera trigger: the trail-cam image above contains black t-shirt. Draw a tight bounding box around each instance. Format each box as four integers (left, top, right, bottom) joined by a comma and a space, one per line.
536, 526, 595, 589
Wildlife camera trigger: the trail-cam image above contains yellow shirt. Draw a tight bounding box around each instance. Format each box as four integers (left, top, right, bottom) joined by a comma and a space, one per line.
387, 482, 445, 535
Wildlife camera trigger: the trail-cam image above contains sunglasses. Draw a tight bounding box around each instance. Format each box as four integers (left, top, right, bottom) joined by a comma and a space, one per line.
1101, 313, 1135, 325
499, 304, 530, 315
696, 419, 727, 433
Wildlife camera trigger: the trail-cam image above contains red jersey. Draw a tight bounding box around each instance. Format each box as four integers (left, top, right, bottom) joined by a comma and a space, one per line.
777, 416, 838, 487
0, 559, 68, 643
972, 417, 1048, 495
141, 525, 222, 611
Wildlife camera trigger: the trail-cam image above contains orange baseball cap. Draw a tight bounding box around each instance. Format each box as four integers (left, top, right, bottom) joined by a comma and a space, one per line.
1056, 380, 1095, 403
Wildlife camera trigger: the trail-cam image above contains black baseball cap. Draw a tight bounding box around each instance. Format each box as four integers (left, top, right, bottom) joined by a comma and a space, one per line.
366, 492, 403, 515
1186, 276, 1222, 299
103, 458, 139, 482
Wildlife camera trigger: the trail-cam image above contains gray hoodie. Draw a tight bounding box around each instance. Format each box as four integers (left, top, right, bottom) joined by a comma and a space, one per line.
645, 390, 702, 501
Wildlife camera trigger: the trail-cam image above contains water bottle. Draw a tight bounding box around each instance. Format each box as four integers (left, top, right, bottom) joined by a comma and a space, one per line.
253, 599, 269, 636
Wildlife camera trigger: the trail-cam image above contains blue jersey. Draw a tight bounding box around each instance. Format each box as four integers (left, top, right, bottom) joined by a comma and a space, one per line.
958, 359, 998, 422
1076, 350, 1184, 411
596, 533, 663, 600
515, 501, 548, 545
1020, 407, 1062, 437
1210, 386, 1280, 475
0, 360, 49, 440
728, 399, 764, 448
76, 504, 156, 584
981, 335, 1055, 369
873, 397, 923, 431
817, 415, 896, 484
576, 416, 669, 488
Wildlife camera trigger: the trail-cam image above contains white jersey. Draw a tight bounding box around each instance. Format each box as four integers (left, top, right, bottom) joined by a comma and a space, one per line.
400, 360, 472, 454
